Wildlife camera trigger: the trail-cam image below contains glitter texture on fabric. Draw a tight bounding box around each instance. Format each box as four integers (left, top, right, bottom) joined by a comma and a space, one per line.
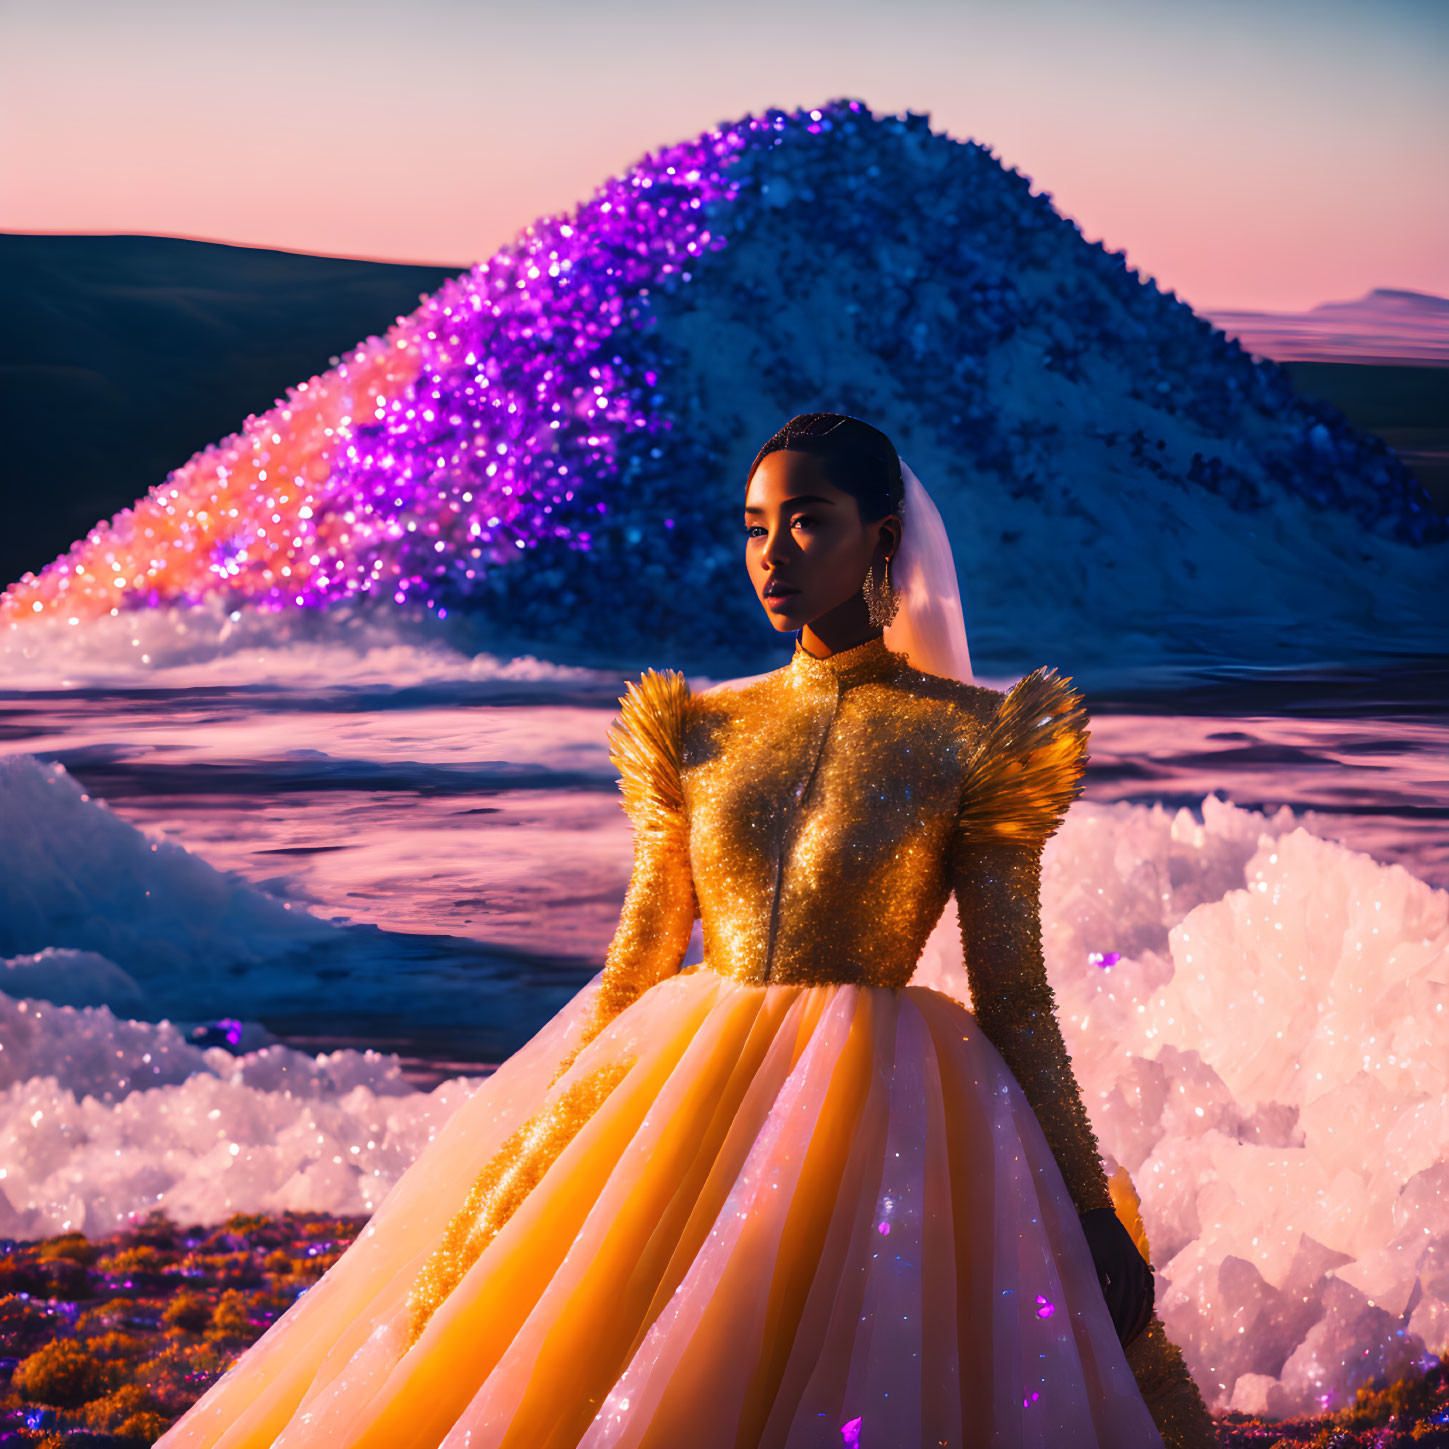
584, 668, 700, 1049
405, 1058, 633, 1347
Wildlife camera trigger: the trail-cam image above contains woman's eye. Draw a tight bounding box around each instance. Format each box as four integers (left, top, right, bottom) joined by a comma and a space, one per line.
791, 515, 817, 531
743, 524, 766, 538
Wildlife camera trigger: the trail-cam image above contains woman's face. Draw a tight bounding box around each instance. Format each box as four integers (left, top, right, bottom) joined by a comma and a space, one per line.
744, 449, 897, 634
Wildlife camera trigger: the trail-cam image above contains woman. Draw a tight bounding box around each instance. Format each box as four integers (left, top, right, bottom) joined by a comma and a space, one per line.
158, 414, 1216, 1448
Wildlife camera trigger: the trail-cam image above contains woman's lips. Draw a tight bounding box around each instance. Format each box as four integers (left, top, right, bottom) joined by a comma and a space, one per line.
762, 582, 801, 609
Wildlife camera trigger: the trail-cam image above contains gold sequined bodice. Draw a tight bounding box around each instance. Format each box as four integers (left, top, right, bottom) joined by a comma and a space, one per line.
685, 637, 992, 988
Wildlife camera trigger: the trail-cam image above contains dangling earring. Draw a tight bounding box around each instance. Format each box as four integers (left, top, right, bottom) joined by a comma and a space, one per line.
862, 554, 900, 629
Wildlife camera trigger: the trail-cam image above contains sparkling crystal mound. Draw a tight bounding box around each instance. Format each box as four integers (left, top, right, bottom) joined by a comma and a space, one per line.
1, 100, 1441, 670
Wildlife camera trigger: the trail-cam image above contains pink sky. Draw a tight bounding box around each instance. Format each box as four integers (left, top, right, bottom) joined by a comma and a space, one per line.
3, 0, 1445, 312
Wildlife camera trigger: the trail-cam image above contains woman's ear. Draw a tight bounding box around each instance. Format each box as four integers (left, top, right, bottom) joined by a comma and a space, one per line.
876, 514, 903, 561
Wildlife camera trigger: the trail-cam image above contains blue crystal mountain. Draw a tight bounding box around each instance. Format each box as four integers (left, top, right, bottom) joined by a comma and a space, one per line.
448, 101, 1447, 678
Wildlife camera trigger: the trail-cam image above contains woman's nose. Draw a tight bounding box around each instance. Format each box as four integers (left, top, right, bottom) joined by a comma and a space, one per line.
761, 526, 794, 568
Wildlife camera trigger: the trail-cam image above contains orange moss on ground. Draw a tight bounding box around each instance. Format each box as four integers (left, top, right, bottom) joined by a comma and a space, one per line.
0, 1209, 366, 1445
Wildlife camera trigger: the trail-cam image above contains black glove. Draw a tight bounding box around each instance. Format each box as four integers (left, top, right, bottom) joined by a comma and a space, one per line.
1078, 1206, 1154, 1346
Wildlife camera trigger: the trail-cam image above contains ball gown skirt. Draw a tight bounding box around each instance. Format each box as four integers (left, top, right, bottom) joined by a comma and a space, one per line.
157, 963, 1166, 1449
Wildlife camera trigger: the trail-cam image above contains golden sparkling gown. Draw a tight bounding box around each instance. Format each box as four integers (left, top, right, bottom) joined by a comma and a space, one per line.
158, 635, 1216, 1449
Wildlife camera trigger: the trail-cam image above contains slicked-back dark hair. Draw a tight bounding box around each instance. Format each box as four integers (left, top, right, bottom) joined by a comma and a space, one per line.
747, 413, 904, 523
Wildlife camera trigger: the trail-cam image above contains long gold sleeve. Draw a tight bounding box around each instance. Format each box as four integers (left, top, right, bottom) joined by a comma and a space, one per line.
580, 667, 698, 1048
949, 668, 1113, 1216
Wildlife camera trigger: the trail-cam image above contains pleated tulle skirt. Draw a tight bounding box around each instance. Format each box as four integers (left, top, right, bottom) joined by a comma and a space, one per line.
156, 966, 1166, 1449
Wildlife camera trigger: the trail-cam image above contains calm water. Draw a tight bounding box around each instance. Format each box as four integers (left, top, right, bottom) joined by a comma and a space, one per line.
2, 661, 1444, 1081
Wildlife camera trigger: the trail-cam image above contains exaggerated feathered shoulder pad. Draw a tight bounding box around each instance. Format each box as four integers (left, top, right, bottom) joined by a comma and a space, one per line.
606, 668, 691, 835
955, 666, 1089, 846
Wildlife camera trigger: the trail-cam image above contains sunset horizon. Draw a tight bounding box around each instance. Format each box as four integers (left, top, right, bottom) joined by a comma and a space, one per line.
3, 0, 1444, 315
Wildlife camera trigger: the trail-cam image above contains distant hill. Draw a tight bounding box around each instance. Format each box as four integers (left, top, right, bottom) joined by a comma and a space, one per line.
1203, 288, 1449, 365
3, 104, 1444, 678
0, 234, 460, 592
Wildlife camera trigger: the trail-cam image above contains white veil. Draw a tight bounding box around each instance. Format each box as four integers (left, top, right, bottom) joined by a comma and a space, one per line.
884, 459, 973, 685
885, 458, 976, 1006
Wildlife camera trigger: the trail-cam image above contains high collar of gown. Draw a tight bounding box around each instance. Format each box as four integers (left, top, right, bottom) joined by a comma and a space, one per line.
788, 633, 903, 692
